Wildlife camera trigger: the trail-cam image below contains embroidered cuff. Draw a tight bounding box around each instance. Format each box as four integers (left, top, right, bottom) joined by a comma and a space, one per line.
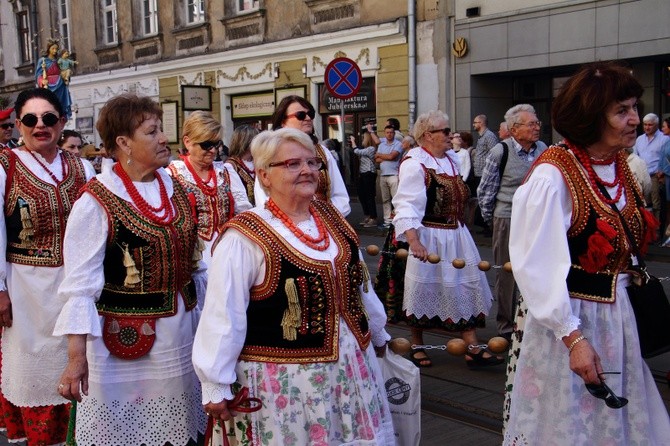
53, 296, 103, 337
393, 218, 423, 242
202, 382, 234, 405
553, 315, 581, 340
371, 329, 391, 348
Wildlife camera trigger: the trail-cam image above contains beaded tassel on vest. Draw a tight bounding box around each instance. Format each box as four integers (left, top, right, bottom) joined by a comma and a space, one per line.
360, 261, 370, 293
281, 278, 301, 341
18, 199, 34, 243
120, 243, 141, 287
192, 237, 205, 269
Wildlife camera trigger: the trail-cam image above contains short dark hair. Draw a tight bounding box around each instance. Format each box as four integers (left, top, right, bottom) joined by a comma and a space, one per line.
663, 116, 670, 130
460, 131, 473, 148
386, 118, 400, 131
384, 124, 395, 132
15, 88, 65, 118
96, 94, 162, 154
552, 61, 643, 147
59, 129, 82, 146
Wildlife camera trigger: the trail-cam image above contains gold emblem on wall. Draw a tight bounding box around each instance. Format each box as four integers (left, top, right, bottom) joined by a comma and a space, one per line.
452, 37, 468, 58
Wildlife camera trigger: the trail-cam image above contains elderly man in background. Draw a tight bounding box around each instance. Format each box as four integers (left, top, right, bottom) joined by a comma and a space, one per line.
0, 108, 17, 150
498, 122, 510, 140
477, 104, 547, 342
633, 113, 669, 222
472, 114, 499, 235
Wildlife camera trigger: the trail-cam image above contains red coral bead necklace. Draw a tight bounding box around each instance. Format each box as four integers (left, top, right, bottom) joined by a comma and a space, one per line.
567, 141, 625, 205
27, 149, 67, 184
266, 198, 330, 251
183, 156, 218, 197
114, 163, 175, 225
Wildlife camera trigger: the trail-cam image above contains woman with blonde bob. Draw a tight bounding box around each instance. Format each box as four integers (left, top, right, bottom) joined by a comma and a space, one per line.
193, 127, 394, 445
168, 112, 251, 274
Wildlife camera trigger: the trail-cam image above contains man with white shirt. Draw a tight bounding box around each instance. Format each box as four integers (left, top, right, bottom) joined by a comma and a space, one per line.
633, 113, 669, 221
374, 125, 403, 228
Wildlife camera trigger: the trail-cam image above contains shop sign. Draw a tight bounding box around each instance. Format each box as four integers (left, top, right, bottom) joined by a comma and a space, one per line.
319, 77, 375, 114
232, 92, 275, 118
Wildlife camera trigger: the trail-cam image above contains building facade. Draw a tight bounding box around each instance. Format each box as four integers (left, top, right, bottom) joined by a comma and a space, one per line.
0, 0, 453, 181
452, 0, 670, 142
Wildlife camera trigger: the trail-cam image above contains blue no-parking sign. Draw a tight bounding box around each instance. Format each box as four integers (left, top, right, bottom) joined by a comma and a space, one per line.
324, 57, 362, 100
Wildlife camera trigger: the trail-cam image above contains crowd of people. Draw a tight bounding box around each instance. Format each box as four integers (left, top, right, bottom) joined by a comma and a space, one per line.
0, 59, 667, 445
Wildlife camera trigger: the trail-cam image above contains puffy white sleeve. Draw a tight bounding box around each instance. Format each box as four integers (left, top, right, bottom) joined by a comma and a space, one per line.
358, 250, 390, 347
53, 192, 109, 337
0, 167, 8, 292
192, 228, 265, 404
322, 148, 351, 217
509, 163, 580, 339
253, 176, 268, 208
392, 158, 427, 241
225, 168, 252, 214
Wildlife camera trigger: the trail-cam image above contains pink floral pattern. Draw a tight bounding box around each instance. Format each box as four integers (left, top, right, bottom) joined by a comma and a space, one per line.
222, 323, 393, 445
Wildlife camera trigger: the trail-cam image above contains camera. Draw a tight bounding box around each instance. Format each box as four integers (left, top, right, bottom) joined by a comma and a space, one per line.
360, 119, 377, 134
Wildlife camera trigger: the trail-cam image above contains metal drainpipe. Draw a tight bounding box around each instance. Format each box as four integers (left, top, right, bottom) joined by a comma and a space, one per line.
30, 0, 39, 68
408, 0, 417, 130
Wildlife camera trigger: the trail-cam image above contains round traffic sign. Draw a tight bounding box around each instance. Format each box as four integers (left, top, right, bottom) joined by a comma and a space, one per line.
324, 57, 362, 100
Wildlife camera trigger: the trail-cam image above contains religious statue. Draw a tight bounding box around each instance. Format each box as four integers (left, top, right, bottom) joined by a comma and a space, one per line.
35, 38, 73, 119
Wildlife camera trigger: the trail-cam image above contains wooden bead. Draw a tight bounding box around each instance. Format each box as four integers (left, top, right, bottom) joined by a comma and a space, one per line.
446, 338, 467, 356
395, 248, 409, 260
502, 262, 513, 273
365, 244, 380, 256
451, 258, 466, 269
427, 253, 441, 264
487, 336, 509, 353
478, 260, 491, 271
388, 338, 412, 355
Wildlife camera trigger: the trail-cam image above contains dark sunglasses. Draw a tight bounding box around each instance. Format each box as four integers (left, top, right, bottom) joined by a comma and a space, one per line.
585, 372, 628, 409
0, 123, 14, 130
199, 140, 223, 151
19, 112, 61, 128
429, 127, 451, 136
286, 110, 315, 121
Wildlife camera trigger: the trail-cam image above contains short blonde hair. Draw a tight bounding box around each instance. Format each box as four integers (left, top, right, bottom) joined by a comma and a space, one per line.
251, 128, 315, 171
182, 111, 222, 143
413, 110, 449, 145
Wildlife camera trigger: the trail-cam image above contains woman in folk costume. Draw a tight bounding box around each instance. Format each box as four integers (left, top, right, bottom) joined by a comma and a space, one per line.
503, 62, 670, 444
54, 94, 206, 446
0, 87, 94, 444
193, 128, 394, 445
254, 95, 351, 216
168, 112, 251, 307
224, 124, 260, 206
392, 110, 499, 369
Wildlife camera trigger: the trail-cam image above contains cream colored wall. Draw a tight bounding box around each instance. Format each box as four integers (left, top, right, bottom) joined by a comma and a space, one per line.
455, 0, 589, 20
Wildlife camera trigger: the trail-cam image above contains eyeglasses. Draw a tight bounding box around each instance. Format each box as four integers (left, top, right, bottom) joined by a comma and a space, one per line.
286, 110, 315, 121
585, 372, 628, 409
199, 140, 223, 151
515, 121, 542, 128
428, 128, 451, 136
0, 123, 14, 130
268, 157, 323, 172
19, 112, 61, 128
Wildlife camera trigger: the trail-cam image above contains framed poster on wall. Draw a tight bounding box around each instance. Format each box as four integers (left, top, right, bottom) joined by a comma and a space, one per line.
275, 86, 307, 108
182, 85, 212, 111
161, 101, 179, 143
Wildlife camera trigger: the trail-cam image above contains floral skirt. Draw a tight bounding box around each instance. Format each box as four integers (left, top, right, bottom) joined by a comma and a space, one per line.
225, 322, 394, 446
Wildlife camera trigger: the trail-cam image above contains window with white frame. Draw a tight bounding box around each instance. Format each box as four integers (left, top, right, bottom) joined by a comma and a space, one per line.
17, 11, 32, 63
187, 0, 205, 24
58, 0, 71, 50
143, 0, 159, 35
102, 0, 118, 45
238, 0, 259, 12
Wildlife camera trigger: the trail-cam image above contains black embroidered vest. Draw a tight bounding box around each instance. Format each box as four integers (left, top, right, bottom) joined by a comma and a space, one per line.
224, 157, 256, 206
419, 165, 469, 229
84, 178, 198, 317
534, 146, 646, 303
223, 200, 370, 363
1, 150, 87, 266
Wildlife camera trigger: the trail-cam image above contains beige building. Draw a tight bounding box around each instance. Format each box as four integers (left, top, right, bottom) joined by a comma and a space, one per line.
0, 0, 452, 180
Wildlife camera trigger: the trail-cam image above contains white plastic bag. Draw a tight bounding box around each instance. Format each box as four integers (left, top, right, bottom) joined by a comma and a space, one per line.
378, 349, 421, 446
